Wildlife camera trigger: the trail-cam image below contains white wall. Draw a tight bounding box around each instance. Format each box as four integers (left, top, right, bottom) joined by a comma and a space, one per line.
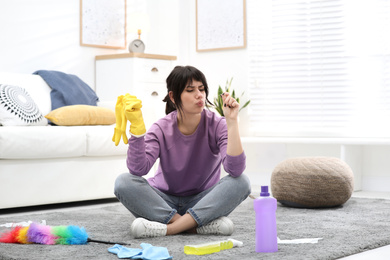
1, 0, 107, 87
0, 0, 182, 89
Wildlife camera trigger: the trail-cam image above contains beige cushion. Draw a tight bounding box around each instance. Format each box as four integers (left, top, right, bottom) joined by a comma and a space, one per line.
45, 105, 115, 126
271, 157, 354, 208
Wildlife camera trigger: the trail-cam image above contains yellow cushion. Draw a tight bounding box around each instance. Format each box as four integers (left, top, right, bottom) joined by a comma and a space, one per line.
45, 105, 115, 126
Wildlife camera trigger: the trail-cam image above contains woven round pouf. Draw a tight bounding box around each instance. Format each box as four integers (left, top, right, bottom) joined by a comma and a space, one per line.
271, 157, 354, 208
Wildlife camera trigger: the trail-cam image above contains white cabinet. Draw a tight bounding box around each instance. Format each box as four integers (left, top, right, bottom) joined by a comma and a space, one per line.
95, 53, 177, 128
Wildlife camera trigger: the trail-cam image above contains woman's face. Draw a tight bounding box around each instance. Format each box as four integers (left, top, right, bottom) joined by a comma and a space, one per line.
178, 80, 206, 116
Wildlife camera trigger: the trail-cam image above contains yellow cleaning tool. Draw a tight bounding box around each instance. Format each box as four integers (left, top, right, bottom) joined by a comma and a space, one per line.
184, 238, 243, 255
112, 95, 128, 146
123, 94, 146, 136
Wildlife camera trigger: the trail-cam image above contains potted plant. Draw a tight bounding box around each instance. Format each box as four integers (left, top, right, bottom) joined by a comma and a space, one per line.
213, 78, 250, 117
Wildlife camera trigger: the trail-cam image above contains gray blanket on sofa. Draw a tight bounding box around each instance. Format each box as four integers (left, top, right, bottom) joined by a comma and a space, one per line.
33, 70, 99, 110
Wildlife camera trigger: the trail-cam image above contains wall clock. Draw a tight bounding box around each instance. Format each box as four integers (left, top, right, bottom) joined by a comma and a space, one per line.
128, 39, 145, 53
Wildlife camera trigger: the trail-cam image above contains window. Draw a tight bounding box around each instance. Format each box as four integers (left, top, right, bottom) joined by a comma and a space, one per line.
247, 0, 390, 138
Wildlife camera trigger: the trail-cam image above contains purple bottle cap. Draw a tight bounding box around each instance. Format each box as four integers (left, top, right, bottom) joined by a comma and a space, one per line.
260, 186, 270, 197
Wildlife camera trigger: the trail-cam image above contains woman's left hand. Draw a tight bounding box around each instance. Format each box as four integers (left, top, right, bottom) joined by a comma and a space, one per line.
221, 92, 240, 121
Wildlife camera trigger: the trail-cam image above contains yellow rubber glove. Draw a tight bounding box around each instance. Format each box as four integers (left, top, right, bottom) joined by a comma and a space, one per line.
112, 95, 129, 146
122, 94, 146, 136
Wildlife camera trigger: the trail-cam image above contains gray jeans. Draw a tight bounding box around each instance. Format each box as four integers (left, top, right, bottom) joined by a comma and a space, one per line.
114, 173, 251, 227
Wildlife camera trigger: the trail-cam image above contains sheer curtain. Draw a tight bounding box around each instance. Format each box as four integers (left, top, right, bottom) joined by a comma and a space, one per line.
247, 0, 390, 138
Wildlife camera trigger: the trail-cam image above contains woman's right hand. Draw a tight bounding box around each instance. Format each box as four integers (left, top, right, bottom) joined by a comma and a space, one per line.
221, 92, 240, 122
122, 94, 146, 136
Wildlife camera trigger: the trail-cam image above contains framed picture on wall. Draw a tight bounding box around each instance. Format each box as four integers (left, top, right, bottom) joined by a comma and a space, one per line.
196, 0, 246, 52
80, 0, 127, 49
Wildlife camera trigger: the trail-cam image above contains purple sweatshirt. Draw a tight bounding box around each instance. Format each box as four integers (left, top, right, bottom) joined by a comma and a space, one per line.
127, 109, 246, 196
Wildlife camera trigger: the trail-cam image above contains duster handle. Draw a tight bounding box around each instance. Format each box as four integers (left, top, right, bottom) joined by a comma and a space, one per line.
87, 238, 131, 245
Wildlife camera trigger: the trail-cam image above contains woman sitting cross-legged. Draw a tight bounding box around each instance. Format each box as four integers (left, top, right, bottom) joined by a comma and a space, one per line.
113, 65, 251, 238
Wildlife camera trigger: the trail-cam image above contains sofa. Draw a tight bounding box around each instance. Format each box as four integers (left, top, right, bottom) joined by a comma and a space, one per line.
0, 71, 131, 209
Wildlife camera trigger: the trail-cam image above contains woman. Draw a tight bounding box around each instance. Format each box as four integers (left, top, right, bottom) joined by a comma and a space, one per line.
114, 65, 251, 238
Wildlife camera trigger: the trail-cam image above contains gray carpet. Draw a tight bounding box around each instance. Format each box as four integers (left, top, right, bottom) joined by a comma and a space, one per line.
0, 196, 390, 260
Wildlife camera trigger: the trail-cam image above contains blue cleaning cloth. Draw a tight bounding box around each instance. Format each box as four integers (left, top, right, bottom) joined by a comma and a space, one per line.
108, 243, 172, 260
108, 244, 143, 259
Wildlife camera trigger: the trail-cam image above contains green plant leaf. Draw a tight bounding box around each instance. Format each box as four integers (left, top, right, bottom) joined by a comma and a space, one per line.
239, 100, 251, 112
218, 96, 224, 116
217, 85, 223, 96
228, 78, 233, 90
232, 89, 236, 99
213, 77, 250, 117
226, 78, 231, 93
213, 98, 218, 108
